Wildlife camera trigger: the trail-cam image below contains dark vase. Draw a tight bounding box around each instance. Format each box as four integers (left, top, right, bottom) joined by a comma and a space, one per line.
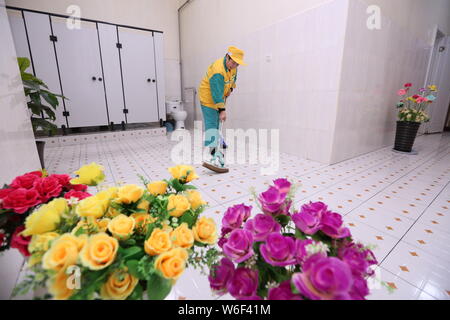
394, 121, 421, 153
36, 141, 45, 169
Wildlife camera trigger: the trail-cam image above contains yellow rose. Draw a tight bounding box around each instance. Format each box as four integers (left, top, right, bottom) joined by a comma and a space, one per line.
48, 198, 69, 214
185, 190, 206, 210
108, 214, 135, 240
192, 217, 217, 245
76, 196, 108, 218
167, 194, 191, 217
168, 165, 199, 183
137, 200, 150, 212
117, 184, 144, 204
76, 234, 88, 251
154, 248, 188, 280
42, 234, 80, 272
47, 271, 74, 300
144, 228, 172, 256
131, 213, 154, 234
70, 162, 105, 186
96, 187, 118, 201
105, 206, 121, 219
170, 223, 194, 249
28, 232, 60, 267
22, 204, 62, 236
80, 233, 118, 270
29, 232, 59, 253
147, 181, 168, 196
97, 219, 111, 233
100, 269, 139, 300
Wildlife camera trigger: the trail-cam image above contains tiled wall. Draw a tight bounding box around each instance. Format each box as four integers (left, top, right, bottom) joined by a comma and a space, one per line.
330, 0, 432, 163
219, 0, 349, 164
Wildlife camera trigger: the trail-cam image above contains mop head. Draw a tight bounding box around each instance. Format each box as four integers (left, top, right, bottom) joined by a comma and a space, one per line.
203, 149, 229, 174
202, 161, 229, 174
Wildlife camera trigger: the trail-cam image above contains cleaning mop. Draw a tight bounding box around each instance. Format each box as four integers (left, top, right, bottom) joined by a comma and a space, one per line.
202, 121, 229, 174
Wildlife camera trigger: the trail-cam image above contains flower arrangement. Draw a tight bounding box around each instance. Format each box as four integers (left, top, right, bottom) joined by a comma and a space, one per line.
12, 164, 217, 300
396, 83, 438, 123
0, 169, 91, 256
208, 179, 383, 300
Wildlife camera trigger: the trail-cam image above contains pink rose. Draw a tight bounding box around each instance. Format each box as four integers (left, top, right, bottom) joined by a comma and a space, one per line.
68, 184, 88, 192
33, 176, 62, 202
397, 89, 407, 96
10, 225, 31, 257
10, 173, 42, 189
2, 188, 41, 214
50, 174, 71, 188
64, 190, 92, 201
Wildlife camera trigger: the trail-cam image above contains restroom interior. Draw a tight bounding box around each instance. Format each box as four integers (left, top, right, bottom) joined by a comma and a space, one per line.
1, 0, 450, 300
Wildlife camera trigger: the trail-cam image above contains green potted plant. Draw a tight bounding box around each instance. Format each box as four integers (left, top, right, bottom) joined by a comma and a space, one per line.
394, 83, 436, 153
18, 57, 65, 168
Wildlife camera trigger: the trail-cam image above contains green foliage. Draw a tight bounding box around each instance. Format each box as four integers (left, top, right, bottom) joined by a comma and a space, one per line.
178, 209, 198, 228
18, 57, 66, 134
167, 178, 197, 193
127, 283, 144, 300
146, 272, 172, 300
187, 247, 221, 275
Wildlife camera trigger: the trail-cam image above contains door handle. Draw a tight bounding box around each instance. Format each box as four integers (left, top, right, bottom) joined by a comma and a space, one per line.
92, 76, 97, 81
152, 79, 156, 83
98, 77, 103, 82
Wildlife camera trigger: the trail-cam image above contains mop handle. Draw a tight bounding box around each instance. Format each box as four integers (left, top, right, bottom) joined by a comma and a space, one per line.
218, 120, 225, 151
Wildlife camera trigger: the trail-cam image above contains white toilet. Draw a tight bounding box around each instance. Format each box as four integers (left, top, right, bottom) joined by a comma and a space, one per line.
166, 99, 187, 130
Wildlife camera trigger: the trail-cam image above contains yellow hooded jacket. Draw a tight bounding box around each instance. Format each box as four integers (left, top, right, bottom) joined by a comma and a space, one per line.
199, 56, 237, 110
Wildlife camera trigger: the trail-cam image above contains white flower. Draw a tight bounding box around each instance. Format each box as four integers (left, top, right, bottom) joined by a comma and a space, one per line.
305, 242, 330, 256
67, 197, 80, 206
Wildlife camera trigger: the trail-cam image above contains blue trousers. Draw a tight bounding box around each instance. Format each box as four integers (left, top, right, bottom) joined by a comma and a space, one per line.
201, 105, 220, 148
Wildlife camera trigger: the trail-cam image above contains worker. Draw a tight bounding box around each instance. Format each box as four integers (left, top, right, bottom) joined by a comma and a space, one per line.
199, 46, 247, 173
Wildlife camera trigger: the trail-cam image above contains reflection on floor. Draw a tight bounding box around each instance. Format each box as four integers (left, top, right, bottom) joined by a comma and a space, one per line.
44, 132, 450, 300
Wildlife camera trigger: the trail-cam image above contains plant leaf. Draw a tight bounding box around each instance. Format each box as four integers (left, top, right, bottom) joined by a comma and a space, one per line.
146, 273, 172, 300
40, 91, 59, 108
18, 57, 30, 73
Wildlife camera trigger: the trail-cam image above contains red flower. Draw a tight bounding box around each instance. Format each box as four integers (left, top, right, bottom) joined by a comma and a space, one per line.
27, 171, 43, 177
69, 184, 88, 192
50, 174, 71, 188
0, 188, 13, 200
0, 233, 5, 247
2, 188, 41, 214
404, 83, 412, 87
10, 173, 42, 189
412, 95, 420, 99
10, 225, 31, 257
33, 176, 62, 202
64, 190, 92, 201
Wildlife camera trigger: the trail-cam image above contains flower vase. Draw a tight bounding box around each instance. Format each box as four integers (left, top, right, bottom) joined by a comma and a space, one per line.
394, 121, 421, 153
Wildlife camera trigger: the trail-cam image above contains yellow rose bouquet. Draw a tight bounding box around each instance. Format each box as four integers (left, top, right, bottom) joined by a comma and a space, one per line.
13, 164, 218, 300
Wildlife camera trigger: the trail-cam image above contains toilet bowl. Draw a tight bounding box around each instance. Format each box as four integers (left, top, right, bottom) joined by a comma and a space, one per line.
166, 100, 187, 130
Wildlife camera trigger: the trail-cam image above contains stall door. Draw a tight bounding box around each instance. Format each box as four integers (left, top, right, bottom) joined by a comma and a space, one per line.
153, 32, 166, 121
22, 11, 67, 128
51, 17, 108, 127
118, 27, 159, 123
97, 23, 126, 124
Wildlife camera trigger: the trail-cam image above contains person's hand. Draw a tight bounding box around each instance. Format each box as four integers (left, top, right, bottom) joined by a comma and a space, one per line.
219, 110, 227, 122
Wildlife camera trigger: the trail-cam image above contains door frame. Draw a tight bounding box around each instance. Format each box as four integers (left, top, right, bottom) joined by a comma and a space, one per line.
422, 25, 448, 134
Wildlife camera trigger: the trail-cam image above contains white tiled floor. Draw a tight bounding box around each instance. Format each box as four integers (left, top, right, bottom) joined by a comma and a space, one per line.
43, 132, 450, 300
